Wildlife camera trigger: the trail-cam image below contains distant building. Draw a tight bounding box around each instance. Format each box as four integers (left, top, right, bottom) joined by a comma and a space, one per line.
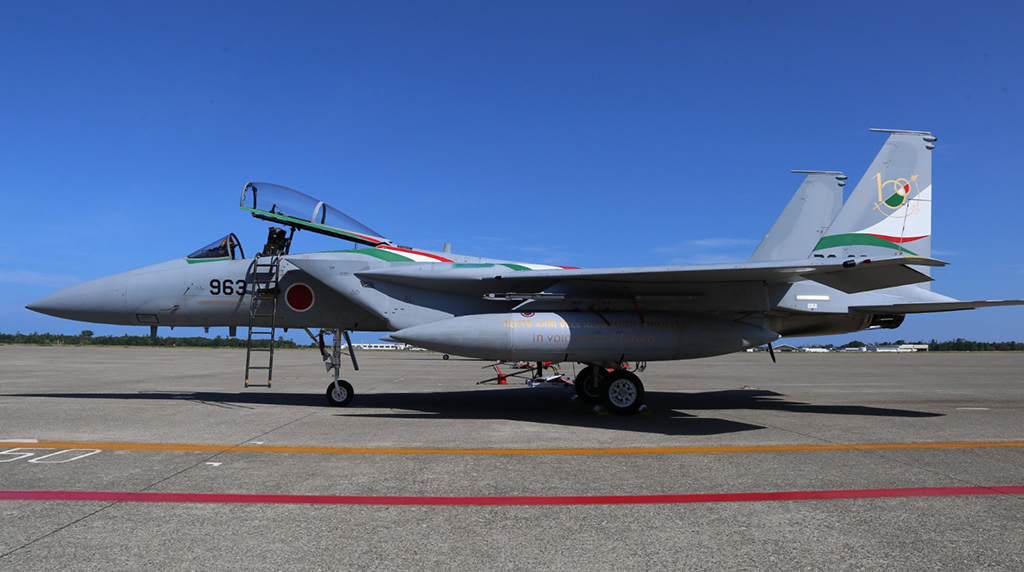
748, 345, 831, 353
342, 343, 425, 351
876, 344, 929, 353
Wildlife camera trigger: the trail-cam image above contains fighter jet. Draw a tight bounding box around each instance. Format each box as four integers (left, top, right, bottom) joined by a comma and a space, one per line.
27, 129, 1024, 413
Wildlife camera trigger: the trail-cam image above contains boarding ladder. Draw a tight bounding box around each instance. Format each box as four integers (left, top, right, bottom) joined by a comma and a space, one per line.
244, 254, 282, 387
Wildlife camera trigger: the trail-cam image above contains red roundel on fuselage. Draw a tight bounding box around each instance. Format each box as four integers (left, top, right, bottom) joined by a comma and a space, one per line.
285, 283, 314, 312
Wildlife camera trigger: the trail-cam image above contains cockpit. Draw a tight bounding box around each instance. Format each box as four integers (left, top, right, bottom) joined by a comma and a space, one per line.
187, 234, 244, 261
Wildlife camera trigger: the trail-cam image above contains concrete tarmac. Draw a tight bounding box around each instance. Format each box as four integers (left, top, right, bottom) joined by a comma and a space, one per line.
1, 346, 1022, 571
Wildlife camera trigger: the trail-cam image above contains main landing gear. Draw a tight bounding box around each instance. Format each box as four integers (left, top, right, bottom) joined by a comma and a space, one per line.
574, 365, 646, 415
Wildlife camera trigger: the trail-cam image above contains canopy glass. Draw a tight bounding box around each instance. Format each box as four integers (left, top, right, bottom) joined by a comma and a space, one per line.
240, 182, 390, 247
187, 234, 244, 261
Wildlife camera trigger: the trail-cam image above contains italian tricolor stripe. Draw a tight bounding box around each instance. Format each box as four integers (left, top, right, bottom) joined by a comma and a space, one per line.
378, 246, 453, 263
327, 248, 566, 270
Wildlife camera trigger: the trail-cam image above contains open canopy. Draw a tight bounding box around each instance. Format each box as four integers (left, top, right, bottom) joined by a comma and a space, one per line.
240, 182, 391, 247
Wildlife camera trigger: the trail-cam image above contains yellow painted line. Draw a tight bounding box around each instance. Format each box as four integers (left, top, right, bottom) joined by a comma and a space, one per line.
7, 441, 1024, 456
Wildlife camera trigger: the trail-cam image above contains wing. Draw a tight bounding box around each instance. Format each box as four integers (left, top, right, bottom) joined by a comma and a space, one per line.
354, 255, 946, 297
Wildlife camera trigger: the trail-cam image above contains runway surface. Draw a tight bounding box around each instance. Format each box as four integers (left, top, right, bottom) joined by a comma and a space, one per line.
2, 346, 1022, 570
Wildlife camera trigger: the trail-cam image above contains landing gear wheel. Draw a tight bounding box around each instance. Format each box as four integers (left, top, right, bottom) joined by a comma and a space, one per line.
599, 370, 644, 414
442, 354, 450, 360
574, 366, 600, 402
326, 380, 354, 407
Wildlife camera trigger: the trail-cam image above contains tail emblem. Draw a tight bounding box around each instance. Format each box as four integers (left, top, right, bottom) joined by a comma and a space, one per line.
874, 173, 920, 217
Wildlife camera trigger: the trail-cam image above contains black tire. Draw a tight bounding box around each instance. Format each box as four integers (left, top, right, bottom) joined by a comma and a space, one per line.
326, 380, 354, 407
442, 354, 450, 360
598, 370, 644, 414
574, 366, 600, 402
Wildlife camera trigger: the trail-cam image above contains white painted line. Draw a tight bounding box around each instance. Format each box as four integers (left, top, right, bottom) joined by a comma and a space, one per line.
0, 439, 39, 443
205, 462, 222, 467
250, 441, 264, 445
28, 449, 101, 463
956, 407, 991, 411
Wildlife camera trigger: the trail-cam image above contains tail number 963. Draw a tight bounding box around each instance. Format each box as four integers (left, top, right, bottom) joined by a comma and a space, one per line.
210, 279, 246, 296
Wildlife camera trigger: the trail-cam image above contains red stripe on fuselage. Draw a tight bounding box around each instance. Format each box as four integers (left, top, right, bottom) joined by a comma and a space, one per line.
378, 245, 454, 262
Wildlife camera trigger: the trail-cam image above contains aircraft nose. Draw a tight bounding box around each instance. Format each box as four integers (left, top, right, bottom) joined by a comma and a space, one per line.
26, 272, 131, 324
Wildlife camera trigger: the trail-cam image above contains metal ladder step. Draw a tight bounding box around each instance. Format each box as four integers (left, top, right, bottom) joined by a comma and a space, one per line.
244, 253, 282, 389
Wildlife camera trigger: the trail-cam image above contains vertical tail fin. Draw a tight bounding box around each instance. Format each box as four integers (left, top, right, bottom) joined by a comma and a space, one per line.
813, 129, 935, 270
749, 171, 845, 261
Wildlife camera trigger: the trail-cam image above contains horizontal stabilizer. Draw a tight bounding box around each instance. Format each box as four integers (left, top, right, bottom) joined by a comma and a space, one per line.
850, 300, 1024, 314
805, 257, 944, 294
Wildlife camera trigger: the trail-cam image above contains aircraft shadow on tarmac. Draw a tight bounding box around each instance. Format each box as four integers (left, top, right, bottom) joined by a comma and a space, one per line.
5, 387, 942, 437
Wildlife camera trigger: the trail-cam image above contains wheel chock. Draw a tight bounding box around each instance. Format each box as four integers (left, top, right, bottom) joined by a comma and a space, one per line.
592, 405, 609, 415
638, 404, 652, 416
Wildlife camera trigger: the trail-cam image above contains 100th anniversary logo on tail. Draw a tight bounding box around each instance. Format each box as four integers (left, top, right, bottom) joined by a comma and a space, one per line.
873, 172, 921, 217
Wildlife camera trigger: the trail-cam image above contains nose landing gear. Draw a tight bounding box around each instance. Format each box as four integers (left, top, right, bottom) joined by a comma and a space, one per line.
307, 328, 359, 407
326, 379, 354, 407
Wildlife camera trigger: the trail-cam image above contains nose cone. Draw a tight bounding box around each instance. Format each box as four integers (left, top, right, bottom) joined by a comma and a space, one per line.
26, 272, 131, 324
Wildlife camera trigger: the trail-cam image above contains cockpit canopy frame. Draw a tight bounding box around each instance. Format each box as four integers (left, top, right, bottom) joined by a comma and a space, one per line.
240, 182, 391, 247
187, 233, 244, 262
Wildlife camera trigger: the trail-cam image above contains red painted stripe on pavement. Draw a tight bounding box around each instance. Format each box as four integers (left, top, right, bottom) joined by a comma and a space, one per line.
2, 487, 1022, 506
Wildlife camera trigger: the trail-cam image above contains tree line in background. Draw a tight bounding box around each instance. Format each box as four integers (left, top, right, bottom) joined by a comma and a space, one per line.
793, 339, 1024, 352
0, 331, 310, 349
906, 339, 1023, 352
1, 331, 1022, 351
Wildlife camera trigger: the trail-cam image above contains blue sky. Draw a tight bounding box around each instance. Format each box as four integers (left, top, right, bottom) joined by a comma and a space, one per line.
3, 1, 1022, 344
